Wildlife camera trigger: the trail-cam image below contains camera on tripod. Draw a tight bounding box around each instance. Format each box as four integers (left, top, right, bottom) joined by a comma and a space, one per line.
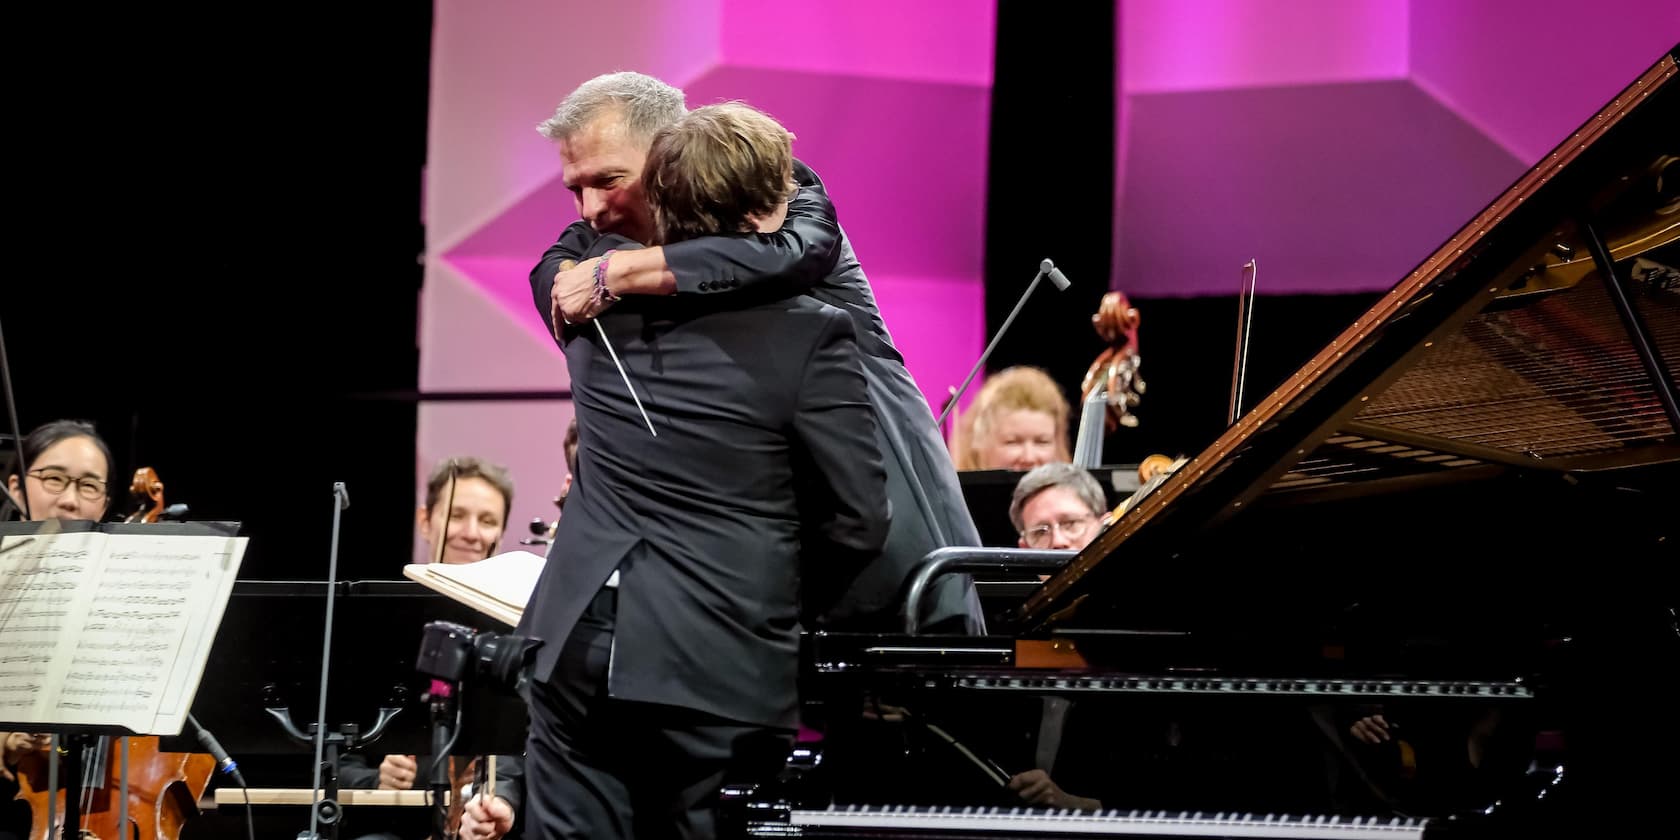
415, 620, 540, 694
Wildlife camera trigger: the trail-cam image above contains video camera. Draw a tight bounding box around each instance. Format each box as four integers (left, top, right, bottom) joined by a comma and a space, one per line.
415, 620, 540, 695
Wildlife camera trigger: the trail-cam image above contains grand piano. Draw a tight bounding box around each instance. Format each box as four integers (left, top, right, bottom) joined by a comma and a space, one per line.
728, 44, 1680, 839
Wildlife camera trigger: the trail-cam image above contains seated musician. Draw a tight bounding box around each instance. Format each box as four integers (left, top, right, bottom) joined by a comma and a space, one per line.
950, 366, 1071, 471
1001, 463, 1110, 810
341, 456, 527, 840
539, 417, 579, 543
838, 464, 1113, 811
560, 415, 578, 504
1011, 462, 1106, 551
2, 420, 116, 839
3, 419, 113, 524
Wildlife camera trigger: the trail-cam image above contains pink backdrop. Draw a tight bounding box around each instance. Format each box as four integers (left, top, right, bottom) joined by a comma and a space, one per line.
419, 0, 996, 558
1113, 0, 1679, 296
420, 1, 1678, 555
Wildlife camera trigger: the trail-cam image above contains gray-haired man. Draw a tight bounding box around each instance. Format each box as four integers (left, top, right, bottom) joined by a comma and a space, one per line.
1011, 462, 1107, 551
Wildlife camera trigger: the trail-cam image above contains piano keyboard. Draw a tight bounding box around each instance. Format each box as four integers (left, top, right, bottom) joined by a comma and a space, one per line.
942, 674, 1532, 700
755, 806, 1433, 838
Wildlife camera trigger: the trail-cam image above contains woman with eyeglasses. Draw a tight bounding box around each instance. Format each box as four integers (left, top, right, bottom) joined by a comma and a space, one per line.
2, 419, 114, 840
4, 419, 114, 524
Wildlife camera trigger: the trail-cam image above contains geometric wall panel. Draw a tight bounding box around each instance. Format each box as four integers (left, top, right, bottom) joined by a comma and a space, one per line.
1409, 0, 1680, 164
1113, 0, 1679, 296
1118, 80, 1521, 296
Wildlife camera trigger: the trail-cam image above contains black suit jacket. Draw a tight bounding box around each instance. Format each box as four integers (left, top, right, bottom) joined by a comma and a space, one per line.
530, 163, 984, 634
519, 236, 889, 728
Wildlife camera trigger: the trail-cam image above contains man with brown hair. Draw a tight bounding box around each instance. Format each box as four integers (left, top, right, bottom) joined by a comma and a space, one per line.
642, 101, 797, 244
518, 98, 889, 839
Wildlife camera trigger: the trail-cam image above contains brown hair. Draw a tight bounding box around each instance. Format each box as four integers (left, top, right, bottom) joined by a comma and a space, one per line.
950, 366, 1072, 470
424, 456, 514, 523
642, 101, 796, 244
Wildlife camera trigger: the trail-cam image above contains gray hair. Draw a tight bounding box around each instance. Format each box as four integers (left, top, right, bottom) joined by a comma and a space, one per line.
1009, 462, 1106, 532
536, 71, 687, 144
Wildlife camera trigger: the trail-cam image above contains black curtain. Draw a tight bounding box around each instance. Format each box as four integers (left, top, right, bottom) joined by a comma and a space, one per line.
981, 0, 1117, 433
5, 6, 431, 579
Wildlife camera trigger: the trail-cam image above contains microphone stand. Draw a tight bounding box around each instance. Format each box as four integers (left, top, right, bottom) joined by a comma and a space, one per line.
938, 258, 1071, 429
302, 481, 352, 840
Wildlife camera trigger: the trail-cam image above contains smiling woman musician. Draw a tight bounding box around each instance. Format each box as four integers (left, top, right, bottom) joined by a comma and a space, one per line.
335, 456, 526, 840
3, 420, 115, 840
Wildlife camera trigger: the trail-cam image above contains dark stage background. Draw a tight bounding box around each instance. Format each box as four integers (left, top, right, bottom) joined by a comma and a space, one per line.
5, 3, 1382, 580
6, 8, 431, 579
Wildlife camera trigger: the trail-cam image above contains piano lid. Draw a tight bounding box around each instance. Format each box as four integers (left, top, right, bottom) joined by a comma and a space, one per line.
1013, 43, 1680, 635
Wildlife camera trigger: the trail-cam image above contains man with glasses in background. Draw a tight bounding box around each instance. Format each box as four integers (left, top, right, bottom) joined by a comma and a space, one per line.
996, 462, 1110, 810
1010, 462, 1107, 552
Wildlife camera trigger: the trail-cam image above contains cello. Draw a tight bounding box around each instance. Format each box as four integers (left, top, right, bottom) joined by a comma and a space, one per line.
13, 467, 217, 839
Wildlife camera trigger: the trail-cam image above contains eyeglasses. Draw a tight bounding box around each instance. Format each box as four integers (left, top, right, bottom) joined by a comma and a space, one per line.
1020, 515, 1098, 548
26, 469, 108, 501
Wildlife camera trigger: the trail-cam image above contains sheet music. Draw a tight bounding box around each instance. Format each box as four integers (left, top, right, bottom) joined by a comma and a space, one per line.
81, 533, 245, 734
404, 550, 545, 627
0, 529, 246, 734
0, 531, 104, 722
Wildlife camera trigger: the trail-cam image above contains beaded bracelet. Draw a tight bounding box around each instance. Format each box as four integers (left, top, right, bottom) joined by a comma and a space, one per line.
593, 249, 621, 307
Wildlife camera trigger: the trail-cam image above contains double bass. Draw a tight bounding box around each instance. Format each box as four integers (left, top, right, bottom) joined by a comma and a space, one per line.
1071, 291, 1145, 467
1067, 291, 1187, 522
13, 468, 216, 840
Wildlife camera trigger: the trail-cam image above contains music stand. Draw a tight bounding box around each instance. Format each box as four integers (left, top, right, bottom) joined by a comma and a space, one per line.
0, 519, 245, 836
159, 579, 530, 837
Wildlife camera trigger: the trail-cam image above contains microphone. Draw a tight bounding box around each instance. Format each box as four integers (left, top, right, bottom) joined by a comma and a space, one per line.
1045, 260, 1071, 291
188, 713, 249, 788
161, 503, 190, 521
937, 258, 1074, 427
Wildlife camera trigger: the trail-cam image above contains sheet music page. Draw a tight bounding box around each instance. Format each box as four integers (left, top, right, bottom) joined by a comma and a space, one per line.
120, 533, 246, 734
404, 550, 545, 627
412, 550, 545, 611
0, 530, 246, 734
0, 531, 106, 725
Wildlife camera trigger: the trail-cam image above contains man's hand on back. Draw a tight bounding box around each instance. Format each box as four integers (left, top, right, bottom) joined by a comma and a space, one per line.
551, 257, 610, 332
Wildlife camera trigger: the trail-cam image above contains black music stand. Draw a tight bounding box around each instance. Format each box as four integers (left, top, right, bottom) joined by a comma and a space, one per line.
0, 519, 244, 836
159, 580, 530, 838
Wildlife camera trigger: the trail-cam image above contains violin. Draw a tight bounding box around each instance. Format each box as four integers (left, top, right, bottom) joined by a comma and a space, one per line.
13, 467, 216, 840
1071, 291, 1145, 467
522, 486, 569, 548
